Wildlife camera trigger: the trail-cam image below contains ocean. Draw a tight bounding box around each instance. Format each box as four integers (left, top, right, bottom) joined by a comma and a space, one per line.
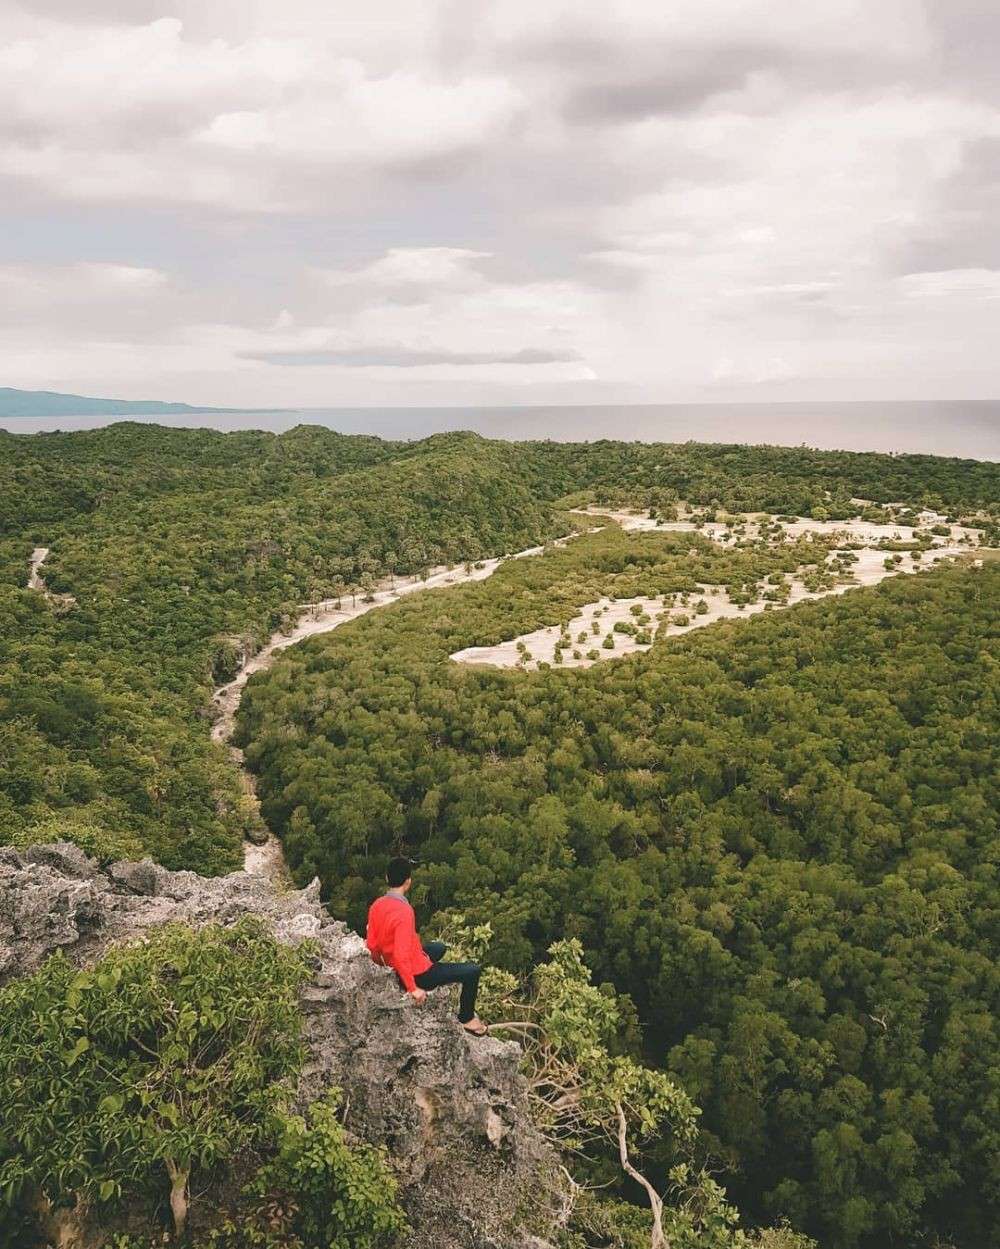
4, 400, 999, 460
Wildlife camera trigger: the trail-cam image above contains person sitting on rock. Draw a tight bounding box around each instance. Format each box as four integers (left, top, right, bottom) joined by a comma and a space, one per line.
366, 855, 487, 1037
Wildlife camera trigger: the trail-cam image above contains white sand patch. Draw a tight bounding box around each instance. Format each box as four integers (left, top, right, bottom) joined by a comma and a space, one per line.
26, 545, 77, 608
569, 506, 982, 548
451, 539, 970, 672
452, 596, 665, 669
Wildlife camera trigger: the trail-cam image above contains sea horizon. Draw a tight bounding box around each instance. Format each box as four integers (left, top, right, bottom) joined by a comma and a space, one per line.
3, 398, 999, 460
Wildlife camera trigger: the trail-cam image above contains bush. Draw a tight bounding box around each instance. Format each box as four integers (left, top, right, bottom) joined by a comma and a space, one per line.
205, 1093, 406, 1249
5, 819, 145, 866
0, 919, 313, 1244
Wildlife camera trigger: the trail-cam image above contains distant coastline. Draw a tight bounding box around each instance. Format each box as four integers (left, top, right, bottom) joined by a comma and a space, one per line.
0, 386, 270, 418
3, 396, 998, 460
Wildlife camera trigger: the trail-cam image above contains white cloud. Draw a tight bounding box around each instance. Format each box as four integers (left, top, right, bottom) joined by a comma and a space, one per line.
0, 261, 168, 315
1, 0, 1000, 404
317, 248, 492, 290
898, 268, 1000, 298
0, 16, 520, 209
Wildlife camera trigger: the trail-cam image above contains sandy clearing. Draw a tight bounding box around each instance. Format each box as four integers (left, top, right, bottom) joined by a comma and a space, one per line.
452, 596, 665, 669
569, 506, 982, 548
452, 527, 970, 671
26, 546, 77, 609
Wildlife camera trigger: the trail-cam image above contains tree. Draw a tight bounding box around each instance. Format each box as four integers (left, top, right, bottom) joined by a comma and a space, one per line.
0, 920, 312, 1245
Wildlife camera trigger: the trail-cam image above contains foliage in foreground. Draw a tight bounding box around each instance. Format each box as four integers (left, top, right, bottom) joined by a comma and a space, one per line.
0, 920, 313, 1245
440, 921, 816, 1249
205, 1092, 405, 1249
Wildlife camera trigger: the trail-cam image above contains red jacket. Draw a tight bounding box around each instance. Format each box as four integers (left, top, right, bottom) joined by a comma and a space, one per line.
366, 894, 432, 992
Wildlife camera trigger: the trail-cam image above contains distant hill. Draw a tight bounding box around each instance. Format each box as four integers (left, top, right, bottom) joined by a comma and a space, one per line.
0, 387, 252, 417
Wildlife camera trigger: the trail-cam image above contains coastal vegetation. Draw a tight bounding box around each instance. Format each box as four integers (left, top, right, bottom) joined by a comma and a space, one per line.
2, 421, 999, 1247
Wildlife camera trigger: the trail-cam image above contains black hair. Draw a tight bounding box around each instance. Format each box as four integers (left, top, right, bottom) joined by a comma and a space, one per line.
386, 856, 413, 887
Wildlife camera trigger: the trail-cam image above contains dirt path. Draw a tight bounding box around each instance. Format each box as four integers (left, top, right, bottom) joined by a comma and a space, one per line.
28, 547, 50, 591
212, 537, 577, 879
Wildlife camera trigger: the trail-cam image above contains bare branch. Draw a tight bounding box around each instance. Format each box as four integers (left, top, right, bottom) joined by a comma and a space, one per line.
616, 1100, 669, 1249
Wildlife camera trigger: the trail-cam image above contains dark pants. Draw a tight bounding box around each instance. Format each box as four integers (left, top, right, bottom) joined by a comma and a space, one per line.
415, 942, 481, 1024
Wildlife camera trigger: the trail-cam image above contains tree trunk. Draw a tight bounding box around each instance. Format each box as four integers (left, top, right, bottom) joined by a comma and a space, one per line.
165, 1158, 190, 1241
615, 1101, 669, 1249
34, 1191, 88, 1249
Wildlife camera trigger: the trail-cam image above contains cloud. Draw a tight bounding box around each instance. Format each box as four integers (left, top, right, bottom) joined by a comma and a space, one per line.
0, 16, 521, 210
2, 0, 1000, 406
317, 248, 492, 291
0, 261, 168, 322
898, 268, 1000, 298
241, 345, 580, 367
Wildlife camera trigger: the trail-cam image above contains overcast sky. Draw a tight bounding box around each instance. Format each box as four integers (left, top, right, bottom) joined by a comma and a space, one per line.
2, 0, 999, 407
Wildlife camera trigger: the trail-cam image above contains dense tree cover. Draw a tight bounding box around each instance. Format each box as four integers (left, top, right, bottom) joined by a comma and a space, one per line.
3, 423, 999, 1245
519, 439, 1000, 518
237, 537, 999, 1249
3, 423, 997, 872
0, 425, 562, 868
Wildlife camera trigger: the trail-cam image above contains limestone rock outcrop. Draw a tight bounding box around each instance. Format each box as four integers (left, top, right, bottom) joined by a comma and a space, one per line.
0, 843, 556, 1249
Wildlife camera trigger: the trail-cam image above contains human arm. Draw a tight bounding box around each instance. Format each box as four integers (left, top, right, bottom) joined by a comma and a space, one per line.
388, 905, 421, 993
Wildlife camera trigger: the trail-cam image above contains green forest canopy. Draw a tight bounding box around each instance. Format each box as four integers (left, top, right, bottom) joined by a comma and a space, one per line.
2, 421, 998, 1249
234, 524, 999, 1249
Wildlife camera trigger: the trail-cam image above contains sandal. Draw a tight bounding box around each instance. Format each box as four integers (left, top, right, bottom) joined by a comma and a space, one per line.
463, 1020, 489, 1037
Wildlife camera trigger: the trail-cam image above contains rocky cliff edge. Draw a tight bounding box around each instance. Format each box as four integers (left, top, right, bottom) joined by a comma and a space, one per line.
0, 843, 557, 1249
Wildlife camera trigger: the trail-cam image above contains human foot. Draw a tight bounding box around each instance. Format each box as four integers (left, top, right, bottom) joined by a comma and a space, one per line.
463, 1018, 488, 1036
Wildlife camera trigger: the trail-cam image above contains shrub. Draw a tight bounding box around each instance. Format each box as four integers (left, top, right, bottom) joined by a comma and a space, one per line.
602, 635, 615, 649
6, 818, 144, 865
0, 919, 313, 1244
205, 1093, 406, 1249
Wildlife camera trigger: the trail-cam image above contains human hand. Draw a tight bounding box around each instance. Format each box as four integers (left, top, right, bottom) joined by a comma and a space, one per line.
409, 988, 428, 1005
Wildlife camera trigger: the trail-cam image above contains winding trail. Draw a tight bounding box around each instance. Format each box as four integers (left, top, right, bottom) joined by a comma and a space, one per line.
211, 537, 577, 880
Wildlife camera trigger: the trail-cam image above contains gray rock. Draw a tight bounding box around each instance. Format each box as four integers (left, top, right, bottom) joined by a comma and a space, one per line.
109, 858, 159, 896
0, 845, 557, 1249
24, 840, 99, 879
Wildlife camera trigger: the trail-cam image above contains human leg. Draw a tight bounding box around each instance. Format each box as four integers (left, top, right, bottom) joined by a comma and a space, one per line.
422, 941, 447, 963
414, 960, 482, 1023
